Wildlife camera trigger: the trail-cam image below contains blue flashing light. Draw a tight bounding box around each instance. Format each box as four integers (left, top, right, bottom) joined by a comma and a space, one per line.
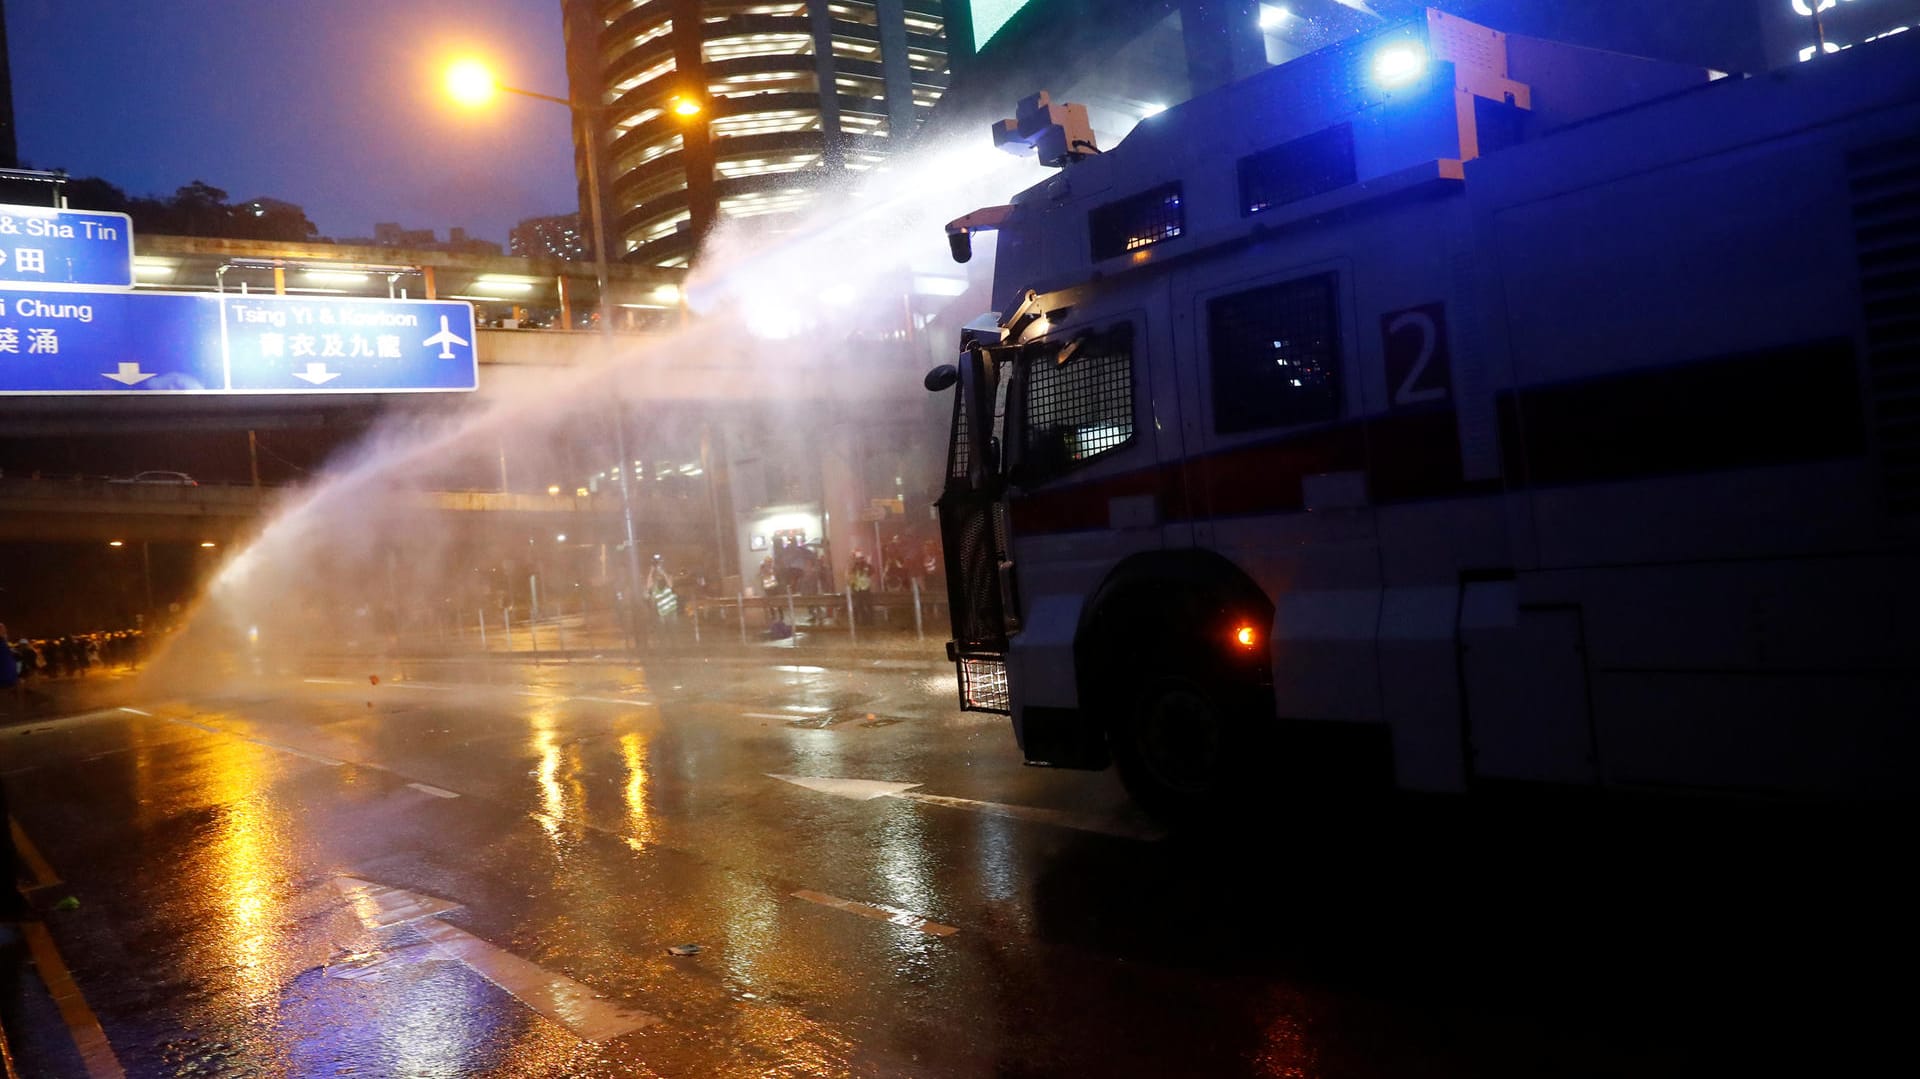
1371, 42, 1430, 89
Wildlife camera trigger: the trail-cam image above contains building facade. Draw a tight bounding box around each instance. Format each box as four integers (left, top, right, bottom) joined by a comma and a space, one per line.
511, 213, 590, 260
561, 0, 952, 269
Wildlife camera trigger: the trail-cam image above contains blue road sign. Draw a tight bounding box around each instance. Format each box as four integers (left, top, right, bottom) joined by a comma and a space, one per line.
222, 295, 478, 393
0, 204, 136, 290
0, 291, 223, 393
0, 288, 477, 395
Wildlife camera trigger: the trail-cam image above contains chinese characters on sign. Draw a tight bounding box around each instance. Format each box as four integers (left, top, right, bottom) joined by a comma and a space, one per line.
0, 290, 477, 394
0, 205, 137, 290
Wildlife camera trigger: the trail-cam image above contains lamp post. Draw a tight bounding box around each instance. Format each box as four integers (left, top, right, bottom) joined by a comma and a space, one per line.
443, 60, 698, 657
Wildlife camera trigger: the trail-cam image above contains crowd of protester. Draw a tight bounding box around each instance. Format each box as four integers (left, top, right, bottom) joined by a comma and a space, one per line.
7, 628, 144, 681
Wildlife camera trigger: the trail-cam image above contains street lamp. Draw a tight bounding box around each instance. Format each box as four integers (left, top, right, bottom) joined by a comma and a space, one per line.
442, 57, 648, 656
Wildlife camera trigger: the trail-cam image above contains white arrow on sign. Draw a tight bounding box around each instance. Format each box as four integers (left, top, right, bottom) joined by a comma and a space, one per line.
293, 362, 340, 385
103, 362, 155, 386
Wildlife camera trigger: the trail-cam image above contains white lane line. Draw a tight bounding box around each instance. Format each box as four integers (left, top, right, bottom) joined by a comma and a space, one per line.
302, 678, 355, 685
406, 782, 460, 799
791, 890, 958, 937
164, 716, 345, 767
22, 922, 126, 1078
333, 877, 658, 1042
742, 712, 796, 721
9, 816, 62, 890
767, 774, 923, 801
570, 696, 654, 707
768, 774, 1165, 841
258, 741, 345, 766
900, 792, 1166, 842
3, 708, 128, 734
119, 707, 153, 717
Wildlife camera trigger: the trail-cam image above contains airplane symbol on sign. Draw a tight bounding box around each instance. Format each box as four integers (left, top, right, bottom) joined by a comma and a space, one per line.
423, 316, 469, 360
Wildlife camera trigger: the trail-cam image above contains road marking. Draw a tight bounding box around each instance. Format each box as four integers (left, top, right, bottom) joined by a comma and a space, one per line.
899, 792, 1166, 842
256, 741, 345, 766
118, 707, 152, 717
791, 890, 958, 937
406, 782, 460, 799
333, 877, 657, 1042
301, 678, 355, 686
8, 817, 60, 890
768, 774, 1166, 841
164, 716, 345, 767
767, 774, 924, 801
571, 696, 654, 707
2, 709, 124, 734
742, 711, 796, 721
21, 922, 125, 1078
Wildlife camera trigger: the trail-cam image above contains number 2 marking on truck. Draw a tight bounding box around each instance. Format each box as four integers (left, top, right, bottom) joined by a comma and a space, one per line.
1383, 303, 1452, 407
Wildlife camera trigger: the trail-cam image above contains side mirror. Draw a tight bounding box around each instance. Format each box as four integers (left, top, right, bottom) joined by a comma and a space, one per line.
924, 364, 960, 392
947, 229, 973, 264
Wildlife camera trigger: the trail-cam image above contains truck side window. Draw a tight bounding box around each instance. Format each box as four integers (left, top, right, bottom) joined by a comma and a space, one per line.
1020, 324, 1135, 486
1208, 273, 1341, 434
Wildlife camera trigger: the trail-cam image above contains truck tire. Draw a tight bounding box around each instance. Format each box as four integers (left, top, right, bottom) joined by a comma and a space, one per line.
1111, 672, 1254, 824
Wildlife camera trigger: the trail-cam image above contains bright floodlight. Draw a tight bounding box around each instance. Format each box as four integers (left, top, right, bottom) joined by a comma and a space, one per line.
1372, 42, 1429, 88
1259, 4, 1292, 30
671, 97, 703, 118
446, 59, 499, 107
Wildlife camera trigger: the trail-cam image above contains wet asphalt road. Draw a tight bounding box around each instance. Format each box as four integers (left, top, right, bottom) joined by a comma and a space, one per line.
2, 647, 1910, 1077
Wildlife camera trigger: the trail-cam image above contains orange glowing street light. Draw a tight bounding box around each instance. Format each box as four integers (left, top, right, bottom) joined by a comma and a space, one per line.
444, 58, 499, 108
670, 96, 704, 119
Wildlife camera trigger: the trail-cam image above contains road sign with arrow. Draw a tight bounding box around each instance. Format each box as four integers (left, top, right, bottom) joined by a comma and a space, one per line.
0, 289, 477, 395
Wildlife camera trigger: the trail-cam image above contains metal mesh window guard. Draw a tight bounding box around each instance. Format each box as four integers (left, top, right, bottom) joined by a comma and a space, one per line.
959, 655, 1011, 714
1090, 184, 1184, 261
1240, 124, 1357, 216
1022, 326, 1134, 485
1210, 275, 1341, 434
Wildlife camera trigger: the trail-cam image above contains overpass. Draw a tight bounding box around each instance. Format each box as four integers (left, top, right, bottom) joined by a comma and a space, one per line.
0, 476, 715, 549
0, 233, 966, 610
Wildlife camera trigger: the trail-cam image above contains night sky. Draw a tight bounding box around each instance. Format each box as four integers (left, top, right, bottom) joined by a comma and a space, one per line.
7, 0, 580, 245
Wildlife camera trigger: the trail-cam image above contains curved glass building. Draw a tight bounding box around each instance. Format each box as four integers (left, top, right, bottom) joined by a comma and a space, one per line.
562, 0, 951, 269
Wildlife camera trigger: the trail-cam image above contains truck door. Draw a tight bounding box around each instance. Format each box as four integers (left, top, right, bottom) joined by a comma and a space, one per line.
1172, 256, 1385, 724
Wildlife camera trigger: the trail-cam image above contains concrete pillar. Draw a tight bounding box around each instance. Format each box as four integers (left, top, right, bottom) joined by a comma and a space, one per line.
807, 0, 847, 169
876, 0, 918, 139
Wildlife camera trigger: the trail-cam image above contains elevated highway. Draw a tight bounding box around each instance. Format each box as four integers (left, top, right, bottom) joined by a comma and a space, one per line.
0, 476, 713, 548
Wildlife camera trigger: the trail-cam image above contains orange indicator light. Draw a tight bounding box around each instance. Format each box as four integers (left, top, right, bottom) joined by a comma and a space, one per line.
1233, 625, 1257, 650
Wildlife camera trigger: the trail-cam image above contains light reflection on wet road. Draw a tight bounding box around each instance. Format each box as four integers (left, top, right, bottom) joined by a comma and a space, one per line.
2, 652, 1908, 1076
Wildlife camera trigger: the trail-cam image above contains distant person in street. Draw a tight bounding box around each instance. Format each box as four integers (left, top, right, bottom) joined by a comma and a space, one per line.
850, 551, 875, 626
1, 622, 20, 700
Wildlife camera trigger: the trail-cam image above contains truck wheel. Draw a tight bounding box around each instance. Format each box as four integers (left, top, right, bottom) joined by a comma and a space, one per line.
1112, 675, 1245, 823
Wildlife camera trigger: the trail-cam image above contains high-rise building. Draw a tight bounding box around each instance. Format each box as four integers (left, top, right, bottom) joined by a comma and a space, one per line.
561, 0, 952, 269
511, 213, 590, 261
0, 0, 16, 169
